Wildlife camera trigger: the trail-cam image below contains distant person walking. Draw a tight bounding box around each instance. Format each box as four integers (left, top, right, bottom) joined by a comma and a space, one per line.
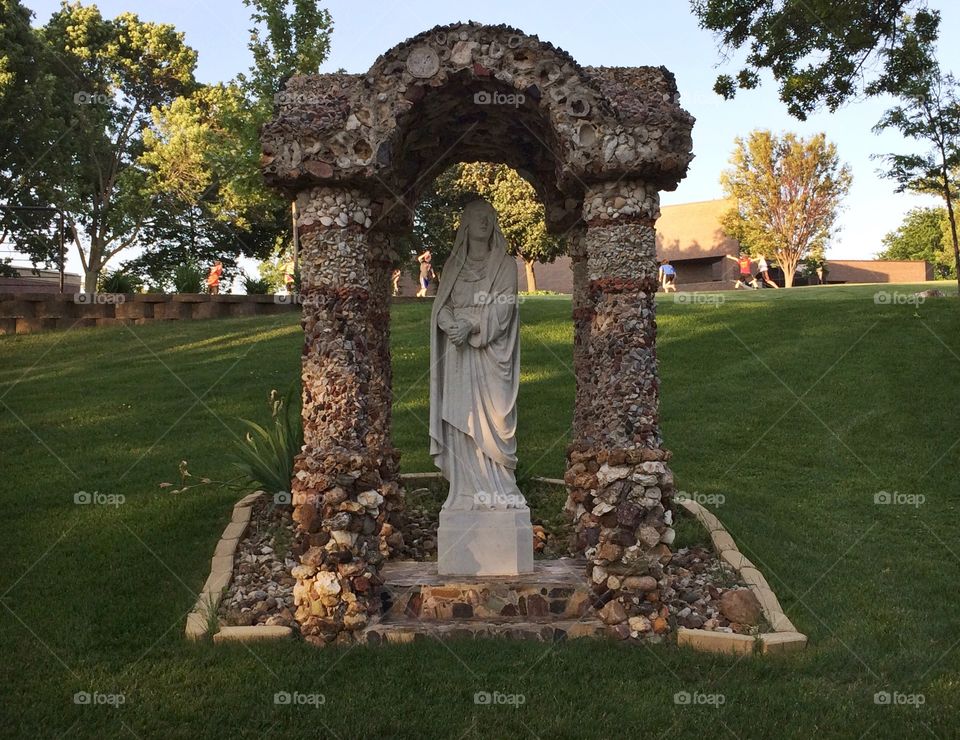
207, 260, 223, 295
417, 249, 435, 298
282, 256, 296, 293
658, 259, 677, 292
757, 255, 779, 288
391, 268, 402, 297
734, 253, 758, 289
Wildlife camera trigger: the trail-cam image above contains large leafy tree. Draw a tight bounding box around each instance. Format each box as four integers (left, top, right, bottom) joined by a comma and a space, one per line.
4, 2, 199, 291
691, 0, 935, 120
878, 206, 954, 278
871, 11, 960, 295
133, 82, 285, 283
721, 130, 852, 287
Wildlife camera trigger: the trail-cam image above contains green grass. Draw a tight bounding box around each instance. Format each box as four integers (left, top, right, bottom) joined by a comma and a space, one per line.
1, 282, 958, 737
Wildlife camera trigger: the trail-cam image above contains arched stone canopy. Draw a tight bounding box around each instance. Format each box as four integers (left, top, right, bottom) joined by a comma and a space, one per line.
260, 21, 694, 232
261, 21, 695, 645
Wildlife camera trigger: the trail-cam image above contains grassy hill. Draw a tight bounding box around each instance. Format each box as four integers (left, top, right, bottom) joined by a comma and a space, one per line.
1, 283, 957, 737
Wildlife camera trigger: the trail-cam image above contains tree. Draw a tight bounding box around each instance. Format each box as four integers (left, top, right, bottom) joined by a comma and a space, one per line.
237, 0, 333, 107
0, 0, 64, 259
4, 3, 199, 291
691, 0, 937, 120
871, 11, 960, 295
136, 2, 333, 286
136, 82, 285, 281
878, 206, 954, 278
721, 130, 852, 287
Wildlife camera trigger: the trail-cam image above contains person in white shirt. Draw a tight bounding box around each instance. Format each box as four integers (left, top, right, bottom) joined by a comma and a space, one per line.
757, 255, 779, 288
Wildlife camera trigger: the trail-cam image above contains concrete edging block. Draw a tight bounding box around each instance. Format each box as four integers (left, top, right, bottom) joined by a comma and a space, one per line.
759, 631, 807, 654
212, 626, 294, 643
677, 627, 757, 655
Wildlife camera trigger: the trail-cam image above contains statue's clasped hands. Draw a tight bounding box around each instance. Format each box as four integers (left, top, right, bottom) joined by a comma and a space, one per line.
449, 316, 478, 346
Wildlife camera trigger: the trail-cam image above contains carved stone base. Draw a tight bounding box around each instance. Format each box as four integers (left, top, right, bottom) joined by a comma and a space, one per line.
437, 508, 534, 576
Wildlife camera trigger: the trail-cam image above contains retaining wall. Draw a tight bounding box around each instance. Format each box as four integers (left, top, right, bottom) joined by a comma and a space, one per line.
0, 293, 299, 335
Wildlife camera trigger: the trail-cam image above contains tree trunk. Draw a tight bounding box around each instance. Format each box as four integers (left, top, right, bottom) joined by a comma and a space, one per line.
83, 237, 105, 293
524, 258, 537, 292
940, 166, 960, 297
782, 256, 797, 288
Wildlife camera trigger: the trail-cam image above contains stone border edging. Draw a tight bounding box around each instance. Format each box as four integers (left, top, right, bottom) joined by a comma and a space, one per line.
184, 491, 294, 642
185, 479, 806, 653
674, 498, 807, 655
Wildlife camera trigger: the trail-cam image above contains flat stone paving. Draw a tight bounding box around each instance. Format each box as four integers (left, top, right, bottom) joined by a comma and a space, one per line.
377, 558, 597, 625
381, 558, 589, 587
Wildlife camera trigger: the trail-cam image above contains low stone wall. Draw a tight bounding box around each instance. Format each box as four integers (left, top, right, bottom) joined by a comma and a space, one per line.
0, 293, 299, 335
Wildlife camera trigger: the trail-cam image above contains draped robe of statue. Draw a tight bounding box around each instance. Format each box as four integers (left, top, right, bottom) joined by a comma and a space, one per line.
429, 200, 526, 512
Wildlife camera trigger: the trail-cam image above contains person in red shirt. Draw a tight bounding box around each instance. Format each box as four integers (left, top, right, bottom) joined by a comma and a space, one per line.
734, 253, 758, 289
207, 260, 223, 295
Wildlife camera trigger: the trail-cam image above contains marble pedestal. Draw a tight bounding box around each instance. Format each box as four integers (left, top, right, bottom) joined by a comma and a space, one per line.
437, 508, 534, 576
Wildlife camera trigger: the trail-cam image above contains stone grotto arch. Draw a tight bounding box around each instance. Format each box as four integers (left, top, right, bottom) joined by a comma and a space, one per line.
260, 21, 695, 644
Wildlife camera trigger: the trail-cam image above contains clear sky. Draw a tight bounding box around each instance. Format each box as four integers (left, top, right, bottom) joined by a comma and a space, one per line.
20, 0, 960, 277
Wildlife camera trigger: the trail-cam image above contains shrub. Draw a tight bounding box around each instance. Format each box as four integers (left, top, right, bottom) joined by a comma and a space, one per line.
232, 388, 302, 495
242, 274, 272, 295
99, 270, 139, 293
172, 263, 204, 293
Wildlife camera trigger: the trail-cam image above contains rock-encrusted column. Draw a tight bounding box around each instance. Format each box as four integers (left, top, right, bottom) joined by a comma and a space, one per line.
289, 186, 404, 645
564, 180, 676, 637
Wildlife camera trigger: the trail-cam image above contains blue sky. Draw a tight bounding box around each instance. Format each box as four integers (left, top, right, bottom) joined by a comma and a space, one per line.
22, 0, 960, 274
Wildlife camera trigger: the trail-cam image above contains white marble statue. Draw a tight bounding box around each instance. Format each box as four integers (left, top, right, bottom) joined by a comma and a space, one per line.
430, 199, 533, 575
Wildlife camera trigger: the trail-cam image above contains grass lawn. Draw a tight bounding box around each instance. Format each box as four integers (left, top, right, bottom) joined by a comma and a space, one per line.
1, 282, 958, 738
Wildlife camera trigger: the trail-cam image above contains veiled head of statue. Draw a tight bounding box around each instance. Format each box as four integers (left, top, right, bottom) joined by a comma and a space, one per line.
461, 199, 497, 243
